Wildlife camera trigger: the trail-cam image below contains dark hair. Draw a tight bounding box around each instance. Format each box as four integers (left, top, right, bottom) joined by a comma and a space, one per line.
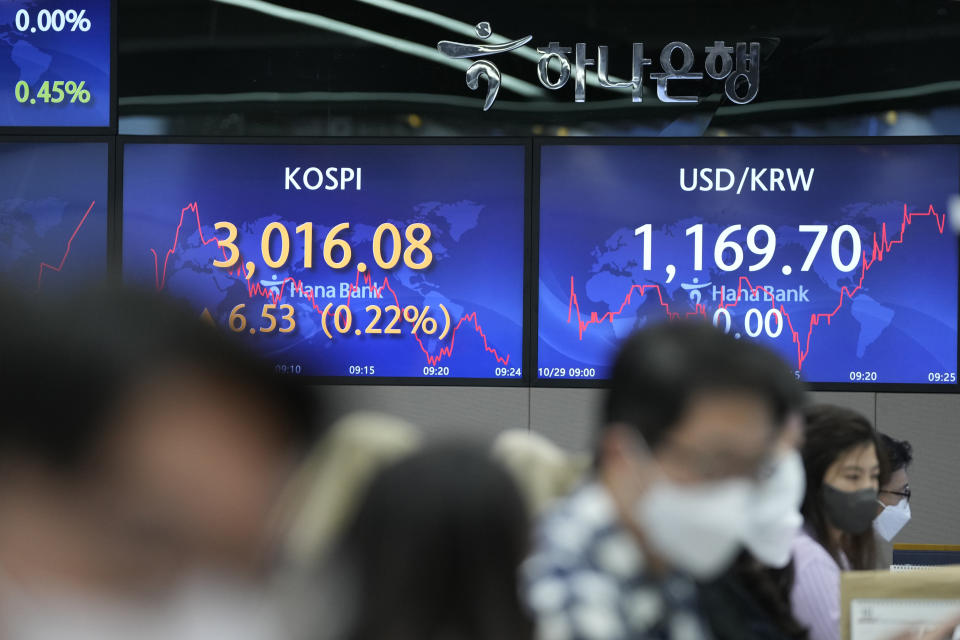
337, 443, 533, 640
700, 552, 808, 640
878, 433, 913, 474
800, 405, 889, 570
603, 320, 805, 450
738, 559, 808, 640
0, 286, 319, 473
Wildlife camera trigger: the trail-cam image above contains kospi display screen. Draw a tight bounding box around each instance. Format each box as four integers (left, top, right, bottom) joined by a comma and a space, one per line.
0, 0, 111, 129
536, 142, 959, 387
122, 141, 528, 383
0, 139, 109, 292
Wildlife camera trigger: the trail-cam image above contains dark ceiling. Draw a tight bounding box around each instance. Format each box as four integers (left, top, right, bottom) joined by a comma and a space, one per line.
116, 0, 960, 136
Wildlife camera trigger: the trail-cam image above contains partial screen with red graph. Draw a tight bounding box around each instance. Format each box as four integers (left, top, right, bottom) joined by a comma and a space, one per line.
536, 141, 959, 387
0, 140, 108, 293
121, 141, 527, 383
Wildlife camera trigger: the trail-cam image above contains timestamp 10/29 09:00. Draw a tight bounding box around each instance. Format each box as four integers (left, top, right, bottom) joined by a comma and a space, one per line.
538, 367, 598, 379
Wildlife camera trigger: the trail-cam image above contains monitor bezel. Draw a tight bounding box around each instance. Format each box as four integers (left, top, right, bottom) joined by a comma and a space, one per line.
0, 0, 117, 134
0, 134, 115, 288
531, 136, 960, 393
116, 135, 533, 387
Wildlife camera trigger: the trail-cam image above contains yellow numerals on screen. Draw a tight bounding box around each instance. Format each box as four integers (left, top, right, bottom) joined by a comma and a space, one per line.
212, 221, 240, 268
212, 221, 433, 272
228, 303, 296, 334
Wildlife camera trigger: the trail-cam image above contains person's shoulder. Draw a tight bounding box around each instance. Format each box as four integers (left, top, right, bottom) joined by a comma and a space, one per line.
791, 528, 838, 573
524, 483, 633, 589
535, 484, 618, 553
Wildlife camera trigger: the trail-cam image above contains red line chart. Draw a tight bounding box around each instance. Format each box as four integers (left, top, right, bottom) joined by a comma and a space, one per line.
567, 204, 947, 371
149, 202, 511, 367
37, 200, 96, 290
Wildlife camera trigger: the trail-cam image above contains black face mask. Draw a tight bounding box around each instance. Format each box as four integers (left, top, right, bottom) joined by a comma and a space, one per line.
821, 484, 879, 534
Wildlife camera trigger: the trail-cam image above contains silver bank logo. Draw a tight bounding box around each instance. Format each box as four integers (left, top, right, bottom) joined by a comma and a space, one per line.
437, 22, 760, 111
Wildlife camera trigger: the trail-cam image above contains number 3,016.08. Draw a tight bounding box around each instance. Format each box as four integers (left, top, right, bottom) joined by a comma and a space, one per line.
212, 221, 434, 272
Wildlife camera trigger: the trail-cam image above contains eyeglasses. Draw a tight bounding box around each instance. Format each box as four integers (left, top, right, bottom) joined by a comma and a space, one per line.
880, 488, 912, 503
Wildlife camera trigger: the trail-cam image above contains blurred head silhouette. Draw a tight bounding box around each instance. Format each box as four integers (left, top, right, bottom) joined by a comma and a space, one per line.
0, 286, 318, 602
597, 320, 804, 580
335, 443, 533, 640
491, 429, 588, 516
281, 410, 422, 568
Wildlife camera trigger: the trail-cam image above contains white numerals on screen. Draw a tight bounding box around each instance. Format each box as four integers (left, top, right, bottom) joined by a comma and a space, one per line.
714, 224, 744, 271
713, 307, 783, 339
634, 224, 652, 271
686, 224, 703, 270
798, 225, 828, 272
800, 224, 861, 272
746, 225, 776, 271
831, 225, 862, 272
634, 223, 864, 274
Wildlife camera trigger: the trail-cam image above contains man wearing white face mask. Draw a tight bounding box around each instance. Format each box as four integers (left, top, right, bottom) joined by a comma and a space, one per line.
698, 415, 809, 640
874, 434, 913, 569
523, 322, 804, 640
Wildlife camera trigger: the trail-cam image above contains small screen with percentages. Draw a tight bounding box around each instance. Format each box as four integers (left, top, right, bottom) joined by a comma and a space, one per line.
122, 142, 527, 382
537, 142, 959, 386
0, 140, 108, 291
0, 0, 110, 128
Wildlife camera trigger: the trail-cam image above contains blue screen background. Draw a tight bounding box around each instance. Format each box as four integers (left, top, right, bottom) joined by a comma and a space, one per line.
0, 141, 108, 292
0, 0, 110, 128
538, 144, 959, 384
122, 143, 527, 380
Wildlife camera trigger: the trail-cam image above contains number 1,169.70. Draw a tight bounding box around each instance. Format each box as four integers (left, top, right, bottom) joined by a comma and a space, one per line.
634, 223, 863, 275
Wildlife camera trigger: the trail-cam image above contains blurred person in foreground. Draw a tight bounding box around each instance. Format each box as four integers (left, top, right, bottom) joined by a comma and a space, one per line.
280, 410, 421, 568
331, 443, 533, 640
0, 287, 318, 639
524, 321, 803, 640
874, 433, 913, 568
789, 406, 888, 640
492, 429, 590, 517
698, 412, 809, 640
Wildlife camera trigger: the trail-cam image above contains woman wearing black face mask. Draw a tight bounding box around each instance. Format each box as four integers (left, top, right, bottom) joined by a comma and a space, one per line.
789, 405, 890, 640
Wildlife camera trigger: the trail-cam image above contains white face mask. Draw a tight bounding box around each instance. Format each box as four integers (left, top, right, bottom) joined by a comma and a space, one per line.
742, 449, 806, 568
635, 475, 753, 581
874, 497, 912, 542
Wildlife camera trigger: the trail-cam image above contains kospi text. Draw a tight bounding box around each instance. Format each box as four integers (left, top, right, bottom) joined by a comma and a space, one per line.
284, 166, 363, 191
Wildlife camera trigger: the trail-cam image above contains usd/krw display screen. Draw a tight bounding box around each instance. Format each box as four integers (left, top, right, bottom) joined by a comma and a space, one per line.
0, 0, 110, 128
122, 142, 527, 382
0, 140, 108, 291
537, 143, 959, 386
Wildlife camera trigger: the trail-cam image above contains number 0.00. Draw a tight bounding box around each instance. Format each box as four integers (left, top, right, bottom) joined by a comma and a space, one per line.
744, 308, 783, 338
713, 307, 783, 339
